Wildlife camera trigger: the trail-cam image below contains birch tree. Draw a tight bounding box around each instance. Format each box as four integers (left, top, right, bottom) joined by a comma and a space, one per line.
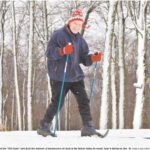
100, 1, 117, 129
118, 1, 125, 129
11, 92, 15, 130
27, 0, 35, 130
43, 1, 52, 108
22, 79, 26, 130
64, 95, 68, 130
0, 2, 4, 125
111, 35, 117, 129
128, 1, 148, 129
0, 1, 7, 125
3, 93, 8, 128
12, 1, 22, 130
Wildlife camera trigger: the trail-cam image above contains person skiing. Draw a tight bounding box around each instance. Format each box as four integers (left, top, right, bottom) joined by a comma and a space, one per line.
37, 9, 102, 137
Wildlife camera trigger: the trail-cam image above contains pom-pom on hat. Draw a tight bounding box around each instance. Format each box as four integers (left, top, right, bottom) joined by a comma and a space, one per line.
66, 9, 84, 24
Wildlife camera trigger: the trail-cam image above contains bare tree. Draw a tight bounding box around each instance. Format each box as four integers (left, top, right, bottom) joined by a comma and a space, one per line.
27, 0, 35, 130
0, 1, 6, 125
11, 92, 15, 130
43, 1, 52, 109
81, 1, 100, 36
12, 1, 22, 130
100, 1, 118, 129
22, 79, 26, 130
128, 1, 148, 129
118, 1, 125, 129
111, 35, 117, 129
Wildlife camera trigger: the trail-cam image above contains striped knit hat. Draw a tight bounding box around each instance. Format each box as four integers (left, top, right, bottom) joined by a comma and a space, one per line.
66, 9, 84, 24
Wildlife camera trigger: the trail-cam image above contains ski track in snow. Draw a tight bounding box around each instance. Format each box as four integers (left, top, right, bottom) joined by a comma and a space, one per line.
0, 129, 150, 148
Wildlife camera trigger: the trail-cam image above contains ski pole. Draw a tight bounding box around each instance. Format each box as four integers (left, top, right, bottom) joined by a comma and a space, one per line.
89, 51, 102, 104
52, 43, 72, 136
89, 61, 98, 104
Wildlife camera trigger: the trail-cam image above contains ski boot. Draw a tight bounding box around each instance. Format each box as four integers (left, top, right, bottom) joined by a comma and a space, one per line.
37, 120, 52, 137
81, 121, 109, 138
81, 121, 97, 137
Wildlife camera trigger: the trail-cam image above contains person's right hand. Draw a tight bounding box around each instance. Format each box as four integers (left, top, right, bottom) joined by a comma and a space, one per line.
61, 43, 73, 55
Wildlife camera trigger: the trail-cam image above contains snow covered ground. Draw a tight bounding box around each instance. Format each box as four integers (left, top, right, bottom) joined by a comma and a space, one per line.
0, 129, 150, 149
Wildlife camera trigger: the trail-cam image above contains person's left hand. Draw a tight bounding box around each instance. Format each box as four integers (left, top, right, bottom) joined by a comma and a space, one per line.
91, 52, 102, 62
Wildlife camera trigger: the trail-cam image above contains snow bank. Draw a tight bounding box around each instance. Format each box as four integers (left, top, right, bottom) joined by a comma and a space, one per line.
0, 130, 150, 149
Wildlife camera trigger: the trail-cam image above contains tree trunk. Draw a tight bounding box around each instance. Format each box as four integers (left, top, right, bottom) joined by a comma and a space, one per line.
11, 92, 15, 130
22, 79, 26, 130
111, 35, 117, 129
65, 94, 68, 130
12, 1, 22, 130
118, 1, 125, 129
0, 2, 6, 125
81, 5, 95, 36
0, 26, 3, 125
43, 1, 52, 108
100, 1, 117, 129
27, 0, 35, 130
133, 1, 147, 129
2, 93, 7, 128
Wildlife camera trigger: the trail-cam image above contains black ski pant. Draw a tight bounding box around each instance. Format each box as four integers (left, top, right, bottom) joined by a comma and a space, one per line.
43, 80, 92, 125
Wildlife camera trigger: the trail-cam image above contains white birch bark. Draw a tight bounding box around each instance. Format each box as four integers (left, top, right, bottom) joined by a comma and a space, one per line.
58, 115, 60, 131
111, 36, 117, 129
118, 1, 125, 129
11, 92, 15, 130
12, 1, 22, 130
22, 79, 26, 130
0, 2, 5, 125
0, 32, 3, 125
46, 92, 49, 108
132, 1, 147, 129
100, 1, 117, 129
68, 95, 70, 130
4, 115, 7, 129
27, 0, 35, 130
2, 93, 7, 128
43, 1, 52, 107
65, 93, 69, 130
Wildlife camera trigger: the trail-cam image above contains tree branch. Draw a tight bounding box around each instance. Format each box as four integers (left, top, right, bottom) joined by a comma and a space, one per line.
128, 1, 143, 37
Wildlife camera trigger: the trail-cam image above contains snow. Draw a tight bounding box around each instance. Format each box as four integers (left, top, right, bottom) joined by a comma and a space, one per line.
0, 130, 150, 149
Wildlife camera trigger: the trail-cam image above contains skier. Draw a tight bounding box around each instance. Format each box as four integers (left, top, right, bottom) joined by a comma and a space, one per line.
37, 9, 101, 137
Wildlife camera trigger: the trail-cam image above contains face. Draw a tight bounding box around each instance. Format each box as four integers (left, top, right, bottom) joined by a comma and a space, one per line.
69, 20, 83, 34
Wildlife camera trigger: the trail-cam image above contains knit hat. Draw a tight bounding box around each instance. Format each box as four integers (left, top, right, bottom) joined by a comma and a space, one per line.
66, 9, 84, 24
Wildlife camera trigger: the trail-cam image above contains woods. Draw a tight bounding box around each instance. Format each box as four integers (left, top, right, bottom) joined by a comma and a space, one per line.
0, 1, 150, 131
